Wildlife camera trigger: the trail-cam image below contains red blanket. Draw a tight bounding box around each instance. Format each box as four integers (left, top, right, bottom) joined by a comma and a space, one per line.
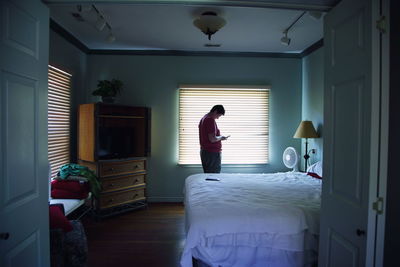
51, 180, 89, 199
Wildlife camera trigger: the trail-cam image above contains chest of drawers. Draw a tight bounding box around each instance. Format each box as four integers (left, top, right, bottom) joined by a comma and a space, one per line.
79, 158, 147, 217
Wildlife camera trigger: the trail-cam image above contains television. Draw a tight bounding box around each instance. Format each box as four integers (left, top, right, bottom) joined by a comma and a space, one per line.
97, 116, 146, 160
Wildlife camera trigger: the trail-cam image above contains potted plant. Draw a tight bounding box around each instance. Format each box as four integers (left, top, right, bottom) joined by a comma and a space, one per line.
92, 79, 123, 103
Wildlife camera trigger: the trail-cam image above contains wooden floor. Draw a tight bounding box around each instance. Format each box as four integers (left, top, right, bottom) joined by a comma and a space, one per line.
82, 203, 186, 267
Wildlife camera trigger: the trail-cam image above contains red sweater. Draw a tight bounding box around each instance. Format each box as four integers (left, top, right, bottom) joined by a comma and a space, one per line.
199, 114, 221, 153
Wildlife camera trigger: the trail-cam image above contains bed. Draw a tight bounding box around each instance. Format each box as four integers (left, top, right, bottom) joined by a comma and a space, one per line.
180, 172, 322, 267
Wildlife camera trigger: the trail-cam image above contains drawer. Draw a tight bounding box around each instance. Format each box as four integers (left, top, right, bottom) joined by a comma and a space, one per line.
99, 188, 145, 209
99, 160, 145, 177
101, 174, 145, 193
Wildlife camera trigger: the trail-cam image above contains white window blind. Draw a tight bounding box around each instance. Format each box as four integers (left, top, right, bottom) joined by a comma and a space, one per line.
179, 85, 269, 165
48, 65, 71, 178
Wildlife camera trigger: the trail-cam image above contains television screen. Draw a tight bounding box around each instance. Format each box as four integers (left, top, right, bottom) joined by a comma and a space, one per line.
98, 117, 142, 159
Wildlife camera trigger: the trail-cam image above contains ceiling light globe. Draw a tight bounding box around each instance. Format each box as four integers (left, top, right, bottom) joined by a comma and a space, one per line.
194, 11, 226, 40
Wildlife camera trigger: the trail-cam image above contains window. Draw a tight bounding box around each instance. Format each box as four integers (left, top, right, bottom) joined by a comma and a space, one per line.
179, 85, 269, 165
48, 65, 72, 178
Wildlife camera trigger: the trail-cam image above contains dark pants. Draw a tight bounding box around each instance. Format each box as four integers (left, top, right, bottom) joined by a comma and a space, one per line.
200, 149, 221, 173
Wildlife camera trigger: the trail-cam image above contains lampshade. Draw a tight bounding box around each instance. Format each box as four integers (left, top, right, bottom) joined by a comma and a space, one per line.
193, 11, 226, 40
293, 121, 319, 138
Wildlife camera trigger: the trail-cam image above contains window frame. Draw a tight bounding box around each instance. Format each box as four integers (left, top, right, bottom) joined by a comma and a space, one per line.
178, 85, 270, 166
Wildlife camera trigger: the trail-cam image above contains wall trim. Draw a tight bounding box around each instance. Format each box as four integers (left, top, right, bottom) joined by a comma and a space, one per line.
50, 19, 90, 54
147, 197, 184, 202
88, 49, 301, 58
300, 39, 324, 58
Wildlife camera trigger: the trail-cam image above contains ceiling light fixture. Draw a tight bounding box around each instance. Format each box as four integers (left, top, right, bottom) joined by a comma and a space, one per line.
193, 11, 226, 40
280, 11, 306, 46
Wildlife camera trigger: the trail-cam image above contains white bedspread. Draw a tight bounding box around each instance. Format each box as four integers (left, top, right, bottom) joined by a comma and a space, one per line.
181, 172, 321, 267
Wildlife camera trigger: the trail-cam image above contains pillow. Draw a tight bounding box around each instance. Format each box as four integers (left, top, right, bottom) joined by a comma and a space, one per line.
307, 161, 323, 179
49, 204, 73, 232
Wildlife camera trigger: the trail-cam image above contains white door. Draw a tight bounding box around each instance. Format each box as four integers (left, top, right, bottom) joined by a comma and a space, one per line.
0, 0, 50, 266
319, 0, 387, 266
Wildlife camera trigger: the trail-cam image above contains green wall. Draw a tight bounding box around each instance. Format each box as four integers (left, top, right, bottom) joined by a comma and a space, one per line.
302, 48, 324, 165
86, 54, 303, 201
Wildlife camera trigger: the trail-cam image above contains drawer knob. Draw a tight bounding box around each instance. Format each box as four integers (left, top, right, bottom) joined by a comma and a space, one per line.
108, 198, 114, 203
133, 194, 138, 199
134, 165, 139, 169
109, 183, 114, 187
134, 179, 139, 183
108, 168, 115, 172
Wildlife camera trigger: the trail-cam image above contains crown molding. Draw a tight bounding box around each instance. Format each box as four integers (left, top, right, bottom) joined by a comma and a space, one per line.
44, 0, 337, 12
50, 19, 90, 54
300, 39, 324, 57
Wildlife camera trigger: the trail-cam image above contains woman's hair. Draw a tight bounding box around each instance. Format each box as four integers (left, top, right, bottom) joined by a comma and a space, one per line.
210, 105, 225, 115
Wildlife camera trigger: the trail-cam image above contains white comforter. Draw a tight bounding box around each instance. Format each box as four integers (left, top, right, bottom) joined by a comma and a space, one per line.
181, 172, 321, 267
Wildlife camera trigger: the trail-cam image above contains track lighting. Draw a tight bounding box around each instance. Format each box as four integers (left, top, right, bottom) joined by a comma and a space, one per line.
91, 5, 117, 42
280, 11, 306, 46
95, 16, 106, 31
280, 30, 291, 46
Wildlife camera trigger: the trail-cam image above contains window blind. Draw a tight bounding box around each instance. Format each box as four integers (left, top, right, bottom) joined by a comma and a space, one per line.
179, 86, 269, 165
48, 65, 71, 178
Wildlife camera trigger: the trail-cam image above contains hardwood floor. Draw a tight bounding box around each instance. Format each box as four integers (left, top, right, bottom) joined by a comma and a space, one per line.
82, 203, 186, 267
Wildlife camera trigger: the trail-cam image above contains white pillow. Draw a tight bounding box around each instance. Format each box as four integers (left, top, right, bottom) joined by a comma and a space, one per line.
307, 161, 323, 178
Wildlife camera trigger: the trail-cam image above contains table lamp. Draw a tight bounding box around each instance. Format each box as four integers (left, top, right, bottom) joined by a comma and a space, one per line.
293, 120, 319, 172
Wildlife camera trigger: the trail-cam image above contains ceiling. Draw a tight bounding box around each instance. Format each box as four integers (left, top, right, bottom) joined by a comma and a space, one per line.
47, 0, 340, 54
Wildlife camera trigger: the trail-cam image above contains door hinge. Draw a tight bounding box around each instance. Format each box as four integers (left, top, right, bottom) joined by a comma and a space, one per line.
376, 16, 386, 33
372, 197, 384, 215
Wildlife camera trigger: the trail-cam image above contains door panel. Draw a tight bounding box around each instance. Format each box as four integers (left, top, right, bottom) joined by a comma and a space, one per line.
0, 0, 49, 266
320, 0, 376, 266
328, 229, 359, 266
3, 72, 37, 204
3, 1, 39, 58
330, 79, 364, 206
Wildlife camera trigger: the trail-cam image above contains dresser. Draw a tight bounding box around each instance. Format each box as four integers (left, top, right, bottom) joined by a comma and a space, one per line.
78, 158, 147, 216
77, 103, 151, 217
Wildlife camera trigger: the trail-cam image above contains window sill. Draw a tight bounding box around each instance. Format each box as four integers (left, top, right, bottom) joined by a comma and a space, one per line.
178, 164, 269, 168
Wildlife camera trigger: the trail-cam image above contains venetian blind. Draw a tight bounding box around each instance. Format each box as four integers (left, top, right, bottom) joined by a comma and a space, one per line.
48, 65, 71, 178
179, 86, 269, 165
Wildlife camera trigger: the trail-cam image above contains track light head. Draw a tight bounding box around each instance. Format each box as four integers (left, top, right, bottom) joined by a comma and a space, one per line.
280, 31, 291, 46
107, 33, 116, 43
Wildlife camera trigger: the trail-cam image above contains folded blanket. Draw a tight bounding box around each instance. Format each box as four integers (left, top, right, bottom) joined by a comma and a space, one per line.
51, 189, 89, 200
54, 175, 88, 182
57, 163, 101, 197
51, 180, 89, 193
